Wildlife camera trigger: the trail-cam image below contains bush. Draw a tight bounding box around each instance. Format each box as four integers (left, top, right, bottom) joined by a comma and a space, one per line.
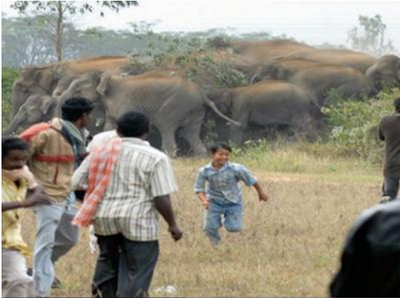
322, 88, 400, 163
2, 67, 19, 130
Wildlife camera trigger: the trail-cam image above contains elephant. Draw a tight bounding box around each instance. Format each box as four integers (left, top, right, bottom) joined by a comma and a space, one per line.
252, 61, 374, 107
210, 80, 321, 146
3, 95, 56, 135
56, 71, 240, 156
3, 94, 107, 136
285, 48, 377, 73
365, 55, 400, 90
288, 64, 374, 106
223, 39, 316, 65
11, 56, 131, 118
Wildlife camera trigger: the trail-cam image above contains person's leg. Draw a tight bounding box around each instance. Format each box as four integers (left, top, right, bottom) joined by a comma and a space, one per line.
32, 204, 64, 297
2, 249, 34, 297
224, 202, 243, 233
383, 177, 400, 200
203, 200, 224, 245
92, 234, 122, 298
117, 239, 159, 297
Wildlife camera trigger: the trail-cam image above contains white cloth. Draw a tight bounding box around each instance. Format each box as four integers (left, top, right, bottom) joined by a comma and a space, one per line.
87, 130, 119, 152
2, 249, 34, 297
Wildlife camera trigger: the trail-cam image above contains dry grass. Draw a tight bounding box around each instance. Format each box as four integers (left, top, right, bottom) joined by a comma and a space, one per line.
21, 149, 382, 297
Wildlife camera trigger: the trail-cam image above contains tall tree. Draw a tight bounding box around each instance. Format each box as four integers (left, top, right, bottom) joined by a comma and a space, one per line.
11, 1, 139, 61
347, 14, 396, 56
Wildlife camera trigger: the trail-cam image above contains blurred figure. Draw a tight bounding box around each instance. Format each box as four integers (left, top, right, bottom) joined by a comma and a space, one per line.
2, 137, 51, 297
378, 97, 400, 202
330, 201, 400, 297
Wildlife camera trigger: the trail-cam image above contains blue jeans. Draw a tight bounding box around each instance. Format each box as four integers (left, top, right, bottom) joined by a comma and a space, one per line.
382, 177, 399, 200
32, 193, 79, 297
203, 200, 243, 245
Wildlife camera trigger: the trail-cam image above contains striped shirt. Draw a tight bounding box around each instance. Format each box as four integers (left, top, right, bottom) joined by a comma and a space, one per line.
72, 138, 178, 241
194, 162, 257, 204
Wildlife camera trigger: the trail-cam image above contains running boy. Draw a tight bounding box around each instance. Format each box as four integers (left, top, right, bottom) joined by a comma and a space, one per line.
2, 136, 51, 297
194, 143, 269, 245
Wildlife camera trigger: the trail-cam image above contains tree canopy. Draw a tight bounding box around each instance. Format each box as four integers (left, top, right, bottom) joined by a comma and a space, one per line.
10, 1, 139, 61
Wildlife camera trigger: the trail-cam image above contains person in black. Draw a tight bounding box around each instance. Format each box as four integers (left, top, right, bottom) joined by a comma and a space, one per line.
378, 97, 400, 202
330, 201, 400, 297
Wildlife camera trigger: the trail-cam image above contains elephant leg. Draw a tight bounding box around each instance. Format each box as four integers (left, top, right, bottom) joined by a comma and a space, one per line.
158, 126, 178, 157
181, 124, 207, 156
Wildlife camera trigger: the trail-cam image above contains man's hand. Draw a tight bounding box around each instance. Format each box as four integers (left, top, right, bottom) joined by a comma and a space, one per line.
197, 192, 209, 209
23, 192, 52, 208
201, 198, 210, 209
258, 192, 269, 202
168, 225, 183, 241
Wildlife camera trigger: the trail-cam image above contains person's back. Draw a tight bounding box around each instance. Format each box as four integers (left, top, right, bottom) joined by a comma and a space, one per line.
378, 97, 400, 201
379, 113, 400, 178
330, 201, 400, 297
93, 137, 176, 240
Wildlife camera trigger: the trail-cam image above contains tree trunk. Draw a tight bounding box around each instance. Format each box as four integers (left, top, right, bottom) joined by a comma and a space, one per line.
55, 2, 63, 61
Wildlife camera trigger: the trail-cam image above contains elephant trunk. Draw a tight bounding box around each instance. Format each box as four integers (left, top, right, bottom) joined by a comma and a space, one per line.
3, 114, 24, 136
204, 96, 241, 127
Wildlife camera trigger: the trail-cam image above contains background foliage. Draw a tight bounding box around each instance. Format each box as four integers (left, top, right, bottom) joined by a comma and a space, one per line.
322, 87, 400, 162
1, 68, 19, 129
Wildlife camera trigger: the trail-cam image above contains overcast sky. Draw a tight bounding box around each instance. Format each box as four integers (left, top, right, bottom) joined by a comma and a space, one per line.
2, 0, 400, 49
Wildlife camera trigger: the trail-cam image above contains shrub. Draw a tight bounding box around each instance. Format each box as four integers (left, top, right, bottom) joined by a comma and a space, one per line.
322, 88, 400, 163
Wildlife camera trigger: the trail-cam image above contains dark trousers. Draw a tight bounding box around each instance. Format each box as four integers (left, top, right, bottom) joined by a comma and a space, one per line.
92, 234, 159, 298
382, 176, 400, 200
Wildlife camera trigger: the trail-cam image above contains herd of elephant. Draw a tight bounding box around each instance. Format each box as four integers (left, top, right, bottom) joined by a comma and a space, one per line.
5, 39, 400, 156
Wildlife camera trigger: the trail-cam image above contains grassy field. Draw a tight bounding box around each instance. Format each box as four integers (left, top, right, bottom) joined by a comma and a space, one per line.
21, 143, 383, 297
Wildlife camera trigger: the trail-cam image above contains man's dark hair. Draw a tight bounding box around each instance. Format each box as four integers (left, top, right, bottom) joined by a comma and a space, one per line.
210, 143, 232, 154
394, 97, 400, 112
2, 136, 29, 159
116, 111, 150, 137
61, 97, 94, 122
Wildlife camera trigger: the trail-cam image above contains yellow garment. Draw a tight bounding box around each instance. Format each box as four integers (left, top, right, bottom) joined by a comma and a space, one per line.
2, 168, 34, 257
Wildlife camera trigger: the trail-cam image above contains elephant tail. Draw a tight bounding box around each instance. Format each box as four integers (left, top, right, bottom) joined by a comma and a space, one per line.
203, 96, 241, 127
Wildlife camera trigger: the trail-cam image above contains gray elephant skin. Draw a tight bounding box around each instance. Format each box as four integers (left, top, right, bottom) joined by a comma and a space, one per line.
11, 56, 131, 118
56, 71, 239, 156
210, 80, 320, 145
365, 55, 400, 90
253, 60, 374, 106
3, 95, 56, 135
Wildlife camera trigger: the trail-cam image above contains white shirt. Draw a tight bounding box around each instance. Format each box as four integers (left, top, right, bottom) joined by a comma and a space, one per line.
72, 138, 178, 241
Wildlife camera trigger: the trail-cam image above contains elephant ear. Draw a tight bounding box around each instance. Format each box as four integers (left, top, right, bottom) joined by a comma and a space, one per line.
96, 72, 111, 96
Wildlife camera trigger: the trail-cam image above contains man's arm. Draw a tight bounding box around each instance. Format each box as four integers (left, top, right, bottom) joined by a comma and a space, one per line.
194, 169, 209, 209
2, 186, 51, 212
196, 192, 209, 209
154, 195, 183, 241
252, 182, 269, 202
